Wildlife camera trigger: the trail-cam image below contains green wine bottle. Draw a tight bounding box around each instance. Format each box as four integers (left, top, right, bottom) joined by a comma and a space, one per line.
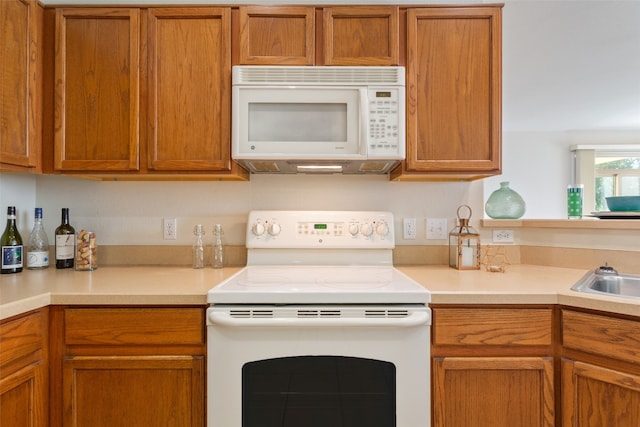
1, 206, 23, 274
55, 208, 75, 269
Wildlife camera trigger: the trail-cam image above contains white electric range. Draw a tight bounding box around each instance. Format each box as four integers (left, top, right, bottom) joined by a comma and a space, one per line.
207, 210, 431, 427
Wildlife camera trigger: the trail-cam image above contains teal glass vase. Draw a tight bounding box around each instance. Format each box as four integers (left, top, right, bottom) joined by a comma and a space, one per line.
485, 182, 526, 219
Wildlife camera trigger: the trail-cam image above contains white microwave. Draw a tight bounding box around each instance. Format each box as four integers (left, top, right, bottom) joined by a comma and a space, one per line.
232, 66, 405, 174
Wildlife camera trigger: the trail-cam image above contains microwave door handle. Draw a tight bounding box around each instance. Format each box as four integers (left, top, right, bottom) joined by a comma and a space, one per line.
359, 88, 368, 155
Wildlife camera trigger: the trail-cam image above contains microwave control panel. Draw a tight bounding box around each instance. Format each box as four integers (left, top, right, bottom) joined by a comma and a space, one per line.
367, 87, 405, 156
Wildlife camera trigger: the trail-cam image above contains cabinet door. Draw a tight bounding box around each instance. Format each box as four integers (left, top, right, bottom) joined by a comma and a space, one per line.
323, 6, 398, 65
54, 8, 139, 171
0, 309, 48, 427
0, 362, 47, 427
147, 8, 231, 171
562, 360, 640, 427
0, 0, 41, 171
433, 357, 555, 427
63, 356, 204, 427
238, 6, 314, 65
397, 7, 502, 180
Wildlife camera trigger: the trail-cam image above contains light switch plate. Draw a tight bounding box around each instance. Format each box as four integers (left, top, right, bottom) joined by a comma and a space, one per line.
426, 218, 448, 239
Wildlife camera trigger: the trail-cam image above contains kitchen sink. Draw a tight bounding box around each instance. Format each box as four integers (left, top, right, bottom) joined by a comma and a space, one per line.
571, 266, 640, 300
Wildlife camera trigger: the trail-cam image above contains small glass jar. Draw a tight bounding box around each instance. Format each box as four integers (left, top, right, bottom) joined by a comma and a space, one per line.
75, 229, 97, 271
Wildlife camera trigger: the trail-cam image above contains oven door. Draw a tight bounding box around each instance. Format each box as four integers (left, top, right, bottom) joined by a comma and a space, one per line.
207, 305, 430, 427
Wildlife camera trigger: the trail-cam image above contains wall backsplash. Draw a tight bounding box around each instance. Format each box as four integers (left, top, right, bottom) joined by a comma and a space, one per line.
2, 1, 639, 264
1, 172, 479, 246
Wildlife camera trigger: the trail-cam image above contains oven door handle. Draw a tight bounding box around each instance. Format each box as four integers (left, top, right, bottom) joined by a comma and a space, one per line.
208, 311, 430, 328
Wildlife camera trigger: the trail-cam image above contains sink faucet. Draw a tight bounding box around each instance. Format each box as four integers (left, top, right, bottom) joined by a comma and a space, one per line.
595, 263, 618, 275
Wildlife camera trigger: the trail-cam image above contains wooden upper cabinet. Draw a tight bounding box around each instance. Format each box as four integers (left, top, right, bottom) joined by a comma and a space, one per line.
236, 6, 399, 66
323, 6, 398, 66
54, 8, 140, 171
0, 0, 42, 172
147, 7, 231, 171
392, 6, 502, 181
238, 6, 314, 65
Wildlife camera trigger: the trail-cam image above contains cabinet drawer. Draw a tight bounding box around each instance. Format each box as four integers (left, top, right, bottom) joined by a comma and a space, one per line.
433, 308, 553, 346
64, 308, 204, 346
0, 310, 45, 366
562, 310, 640, 364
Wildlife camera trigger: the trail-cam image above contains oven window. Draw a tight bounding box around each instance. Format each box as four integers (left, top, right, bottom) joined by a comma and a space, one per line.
242, 356, 396, 427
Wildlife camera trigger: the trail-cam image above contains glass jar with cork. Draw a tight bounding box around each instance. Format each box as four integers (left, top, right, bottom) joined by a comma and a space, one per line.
75, 229, 97, 271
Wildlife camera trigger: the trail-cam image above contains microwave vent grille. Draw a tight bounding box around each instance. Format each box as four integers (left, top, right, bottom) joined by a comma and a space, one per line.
234, 66, 405, 86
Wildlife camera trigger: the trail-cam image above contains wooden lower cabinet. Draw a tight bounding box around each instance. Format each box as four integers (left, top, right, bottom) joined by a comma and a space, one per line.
50, 306, 206, 427
433, 357, 554, 427
561, 308, 640, 427
431, 306, 556, 427
63, 356, 203, 427
562, 360, 640, 427
0, 309, 49, 427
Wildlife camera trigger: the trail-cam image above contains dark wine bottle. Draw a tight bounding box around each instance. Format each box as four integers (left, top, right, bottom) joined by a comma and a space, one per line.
55, 208, 75, 269
1, 206, 23, 274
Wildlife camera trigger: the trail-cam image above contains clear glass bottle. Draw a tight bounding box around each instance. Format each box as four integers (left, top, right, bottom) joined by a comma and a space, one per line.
212, 224, 224, 269
1, 206, 23, 274
192, 224, 205, 269
55, 208, 75, 269
27, 208, 50, 269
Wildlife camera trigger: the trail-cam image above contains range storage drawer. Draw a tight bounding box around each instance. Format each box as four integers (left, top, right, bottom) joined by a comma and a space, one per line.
64, 308, 204, 346
433, 308, 553, 346
562, 309, 640, 364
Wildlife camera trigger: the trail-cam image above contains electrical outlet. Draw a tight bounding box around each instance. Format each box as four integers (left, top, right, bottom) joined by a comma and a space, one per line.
426, 218, 448, 239
163, 217, 177, 240
492, 229, 514, 243
403, 218, 417, 240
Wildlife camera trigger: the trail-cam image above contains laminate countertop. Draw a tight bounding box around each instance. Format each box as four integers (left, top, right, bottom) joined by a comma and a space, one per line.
1, 265, 638, 320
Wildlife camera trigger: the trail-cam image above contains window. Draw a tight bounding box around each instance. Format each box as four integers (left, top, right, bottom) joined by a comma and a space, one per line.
572, 145, 640, 213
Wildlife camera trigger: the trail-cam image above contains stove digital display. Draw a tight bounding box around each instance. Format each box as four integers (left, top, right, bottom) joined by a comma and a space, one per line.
314, 224, 328, 230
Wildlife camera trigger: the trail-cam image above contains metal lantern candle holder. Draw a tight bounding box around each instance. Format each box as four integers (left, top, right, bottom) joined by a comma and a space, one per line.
449, 205, 481, 270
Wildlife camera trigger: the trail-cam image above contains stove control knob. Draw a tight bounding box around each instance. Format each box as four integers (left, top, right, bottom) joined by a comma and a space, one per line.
252, 222, 265, 236
268, 223, 281, 236
348, 223, 360, 236
376, 222, 389, 236
360, 223, 373, 236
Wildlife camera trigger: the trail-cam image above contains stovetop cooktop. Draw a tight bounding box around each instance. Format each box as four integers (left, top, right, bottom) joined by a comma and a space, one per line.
207, 211, 430, 305
208, 265, 430, 305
